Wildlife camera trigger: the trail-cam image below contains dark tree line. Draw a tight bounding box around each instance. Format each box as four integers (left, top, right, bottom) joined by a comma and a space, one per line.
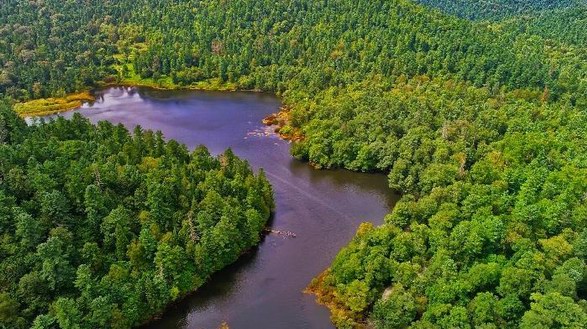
414, 0, 585, 20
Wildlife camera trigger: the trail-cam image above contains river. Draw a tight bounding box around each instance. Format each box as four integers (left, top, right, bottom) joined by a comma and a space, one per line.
50, 87, 398, 329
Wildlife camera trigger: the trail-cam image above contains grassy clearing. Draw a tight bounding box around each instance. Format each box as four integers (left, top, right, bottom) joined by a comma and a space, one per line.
14, 91, 95, 117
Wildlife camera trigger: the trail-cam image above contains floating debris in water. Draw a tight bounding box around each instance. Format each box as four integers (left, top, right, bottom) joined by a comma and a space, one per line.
265, 229, 297, 238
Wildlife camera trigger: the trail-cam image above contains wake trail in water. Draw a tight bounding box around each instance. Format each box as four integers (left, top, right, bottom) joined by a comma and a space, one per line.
263, 170, 356, 222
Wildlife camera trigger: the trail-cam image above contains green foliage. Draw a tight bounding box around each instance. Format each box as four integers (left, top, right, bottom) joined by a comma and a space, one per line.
2, 1, 587, 328
503, 6, 587, 47
520, 293, 587, 328
372, 285, 418, 328
0, 103, 273, 328
2, 0, 587, 101
317, 77, 587, 327
414, 0, 586, 20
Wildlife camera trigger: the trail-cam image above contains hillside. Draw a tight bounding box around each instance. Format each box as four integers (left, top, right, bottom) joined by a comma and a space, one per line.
1, 0, 584, 100
502, 6, 587, 47
1, 0, 586, 328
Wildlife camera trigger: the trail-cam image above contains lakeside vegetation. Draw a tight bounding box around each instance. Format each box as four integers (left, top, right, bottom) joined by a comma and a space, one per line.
13, 92, 95, 117
1, 0, 587, 328
0, 103, 273, 328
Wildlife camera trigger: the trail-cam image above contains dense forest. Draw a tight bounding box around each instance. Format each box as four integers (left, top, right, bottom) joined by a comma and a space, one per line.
1, 0, 586, 100
0, 104, 273, 328
503, 6, 587, 47
304, 77, 587, 328
1, 0, 587, 328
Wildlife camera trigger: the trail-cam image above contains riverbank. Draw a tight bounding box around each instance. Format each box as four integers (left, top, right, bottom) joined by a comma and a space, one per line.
138, 241, 266, 329
304, 223, 379, 329
23, 86, 396, 329
101, 77, 245, 93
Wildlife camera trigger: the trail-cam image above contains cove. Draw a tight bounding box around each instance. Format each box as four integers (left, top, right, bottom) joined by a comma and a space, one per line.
50, 87, 398, 329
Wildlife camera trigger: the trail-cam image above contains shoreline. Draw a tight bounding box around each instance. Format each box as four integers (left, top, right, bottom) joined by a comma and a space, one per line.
137, 215, 277, 328
305, 269, 368, 329
17, 84, 365, 329
14, 91, 96, 117
97, 79, 264, 93
16, 85, 282, 329
261, 106, 304, 142
16, 79, 267, 118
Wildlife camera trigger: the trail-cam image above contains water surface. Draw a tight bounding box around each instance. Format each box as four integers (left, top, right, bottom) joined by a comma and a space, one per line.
53, 87, 398, 329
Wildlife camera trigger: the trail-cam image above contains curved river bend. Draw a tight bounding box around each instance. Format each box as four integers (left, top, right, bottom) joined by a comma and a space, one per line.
50, 87, 398, 329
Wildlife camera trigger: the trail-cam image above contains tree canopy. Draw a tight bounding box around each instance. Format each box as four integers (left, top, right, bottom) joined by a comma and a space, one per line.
414, 0, 586, 20
0, 104, 273, 328
1, 0, 587, 328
